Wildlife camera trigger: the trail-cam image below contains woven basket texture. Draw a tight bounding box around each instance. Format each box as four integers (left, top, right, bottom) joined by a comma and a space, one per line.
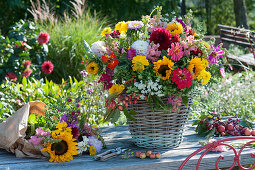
127, 98, 192, 149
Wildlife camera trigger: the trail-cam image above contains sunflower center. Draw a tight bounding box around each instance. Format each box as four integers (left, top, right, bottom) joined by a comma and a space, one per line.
91, 66, 95, 71
158, 65, 170, 77
51, 140, 68, 155
212, 52, 217, 58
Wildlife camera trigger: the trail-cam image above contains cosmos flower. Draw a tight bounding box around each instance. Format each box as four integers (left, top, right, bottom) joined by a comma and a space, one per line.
208, 45, 224, 64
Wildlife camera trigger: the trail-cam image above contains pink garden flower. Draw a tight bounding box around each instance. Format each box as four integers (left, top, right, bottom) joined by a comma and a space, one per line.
22, 69, 32, 78
168, 42, 184, 61
22, 60, 31, 68
147, 43, 161, 62
220, 67, 226, 77
29, 136, 43, 146
172, 68, 193, 89
168, 95, 182, 112
208, 139, 227, 152
5, 72, 17, 82
36, 128, 50, 137
208, 45, 224, 64
37, 32, 50, 45
41, 61, 54, 74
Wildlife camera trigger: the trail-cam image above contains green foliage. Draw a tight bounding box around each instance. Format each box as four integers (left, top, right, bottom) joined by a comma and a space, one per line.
0, 20, 50, 83
38, 13, 108, 83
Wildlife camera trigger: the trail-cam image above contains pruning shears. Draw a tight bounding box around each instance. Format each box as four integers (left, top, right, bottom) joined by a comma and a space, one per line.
94, 147, 128, 161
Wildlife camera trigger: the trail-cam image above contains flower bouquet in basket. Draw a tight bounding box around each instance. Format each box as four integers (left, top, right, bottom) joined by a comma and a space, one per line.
84, 7, 225, 148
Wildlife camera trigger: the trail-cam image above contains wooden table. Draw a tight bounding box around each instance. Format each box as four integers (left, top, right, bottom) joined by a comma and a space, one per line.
0, 123, 255, 170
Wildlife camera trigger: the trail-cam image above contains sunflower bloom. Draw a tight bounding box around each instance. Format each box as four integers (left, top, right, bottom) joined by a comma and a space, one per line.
166, 22, 183, 35
187, 57, 208, 79
41, 130, 78, 163
153, 56, 174, 80
86, 61, 99, 75
101, 27, 112, 36
197, 69, 211, 85
108, 84, 125, 95
132, 55, 149, 72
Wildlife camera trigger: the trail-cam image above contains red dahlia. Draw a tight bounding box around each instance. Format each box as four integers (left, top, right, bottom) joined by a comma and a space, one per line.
37, 32, 50, 45
5, 72, 17, 82
22, 69, 32, 78
172, 68, 193, 89
149, 28, 172, 50
41, 61, 54, 74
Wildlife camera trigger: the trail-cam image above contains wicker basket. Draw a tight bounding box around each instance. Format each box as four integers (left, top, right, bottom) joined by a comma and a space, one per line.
127, 97, 192, 149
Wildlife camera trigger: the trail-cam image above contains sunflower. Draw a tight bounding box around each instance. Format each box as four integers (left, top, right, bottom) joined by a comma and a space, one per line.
153, 56, 174, 80
108, 84, 125, 95
197, 69, 211, 85
187, 57, 208, 79
101, 27, 112, 36
166, 22, 183, 35
86, 61, 99, 75
132, 55, 149, 72
42, 131, 78, 163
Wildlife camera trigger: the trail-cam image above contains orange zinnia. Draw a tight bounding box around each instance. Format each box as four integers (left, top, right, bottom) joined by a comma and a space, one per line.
102, 53, 119, 69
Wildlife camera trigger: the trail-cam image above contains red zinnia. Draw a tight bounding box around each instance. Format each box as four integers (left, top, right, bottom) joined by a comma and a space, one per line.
172, 68, 193, 89
22, 69, 32, 78
102, 53, 119, 69
5, 72, 17, 82
41, 61, 54, 74
22, 60, 31, 68
37, 32, 50, 45
149, 28, 172, 50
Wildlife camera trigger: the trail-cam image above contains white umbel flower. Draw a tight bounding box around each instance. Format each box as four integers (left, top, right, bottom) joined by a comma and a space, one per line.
78, 136, 89, 154
132, 40, 149, 56
91, 41, 107, 57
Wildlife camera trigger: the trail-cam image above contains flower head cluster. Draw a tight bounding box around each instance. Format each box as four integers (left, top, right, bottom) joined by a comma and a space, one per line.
147, 43, 161, 62
134, 80, 164, 98
91, 41, 107, 57
132, 40, 149, 56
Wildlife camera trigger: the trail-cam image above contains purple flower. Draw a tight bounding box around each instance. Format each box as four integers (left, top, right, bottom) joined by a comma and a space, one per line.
127, 48, 136, 61
88, 136, 103, 153
128, 21, 144, 30
67, 98, 72, 102
99, 73, 112, 82
29, 136, 43, 145
76, 104, 80, 107
80, 70, 88, 77
208, 45, 223, 64
176, 18, 186, 31
35, 128, 50, 137
61, 113, 79, 128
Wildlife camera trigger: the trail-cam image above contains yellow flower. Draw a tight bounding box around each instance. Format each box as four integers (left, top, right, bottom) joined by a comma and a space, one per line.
89, 145, 97, 155
197, 69, 211, 85
55, 121, 72, 134
187, 57, 208, 79
153, 56, 174, 80
101, 27, 112, 36
86, 61, 99, 75
108, 84, 125, 95
115, 21, 129, 34
41, 131, 78, 163
132, 55, 149, 72
166, 22, 183, 35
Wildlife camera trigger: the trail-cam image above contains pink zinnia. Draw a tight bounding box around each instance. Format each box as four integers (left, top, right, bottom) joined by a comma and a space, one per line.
172, 68, 193, 89
5, 72, 17, 82
168, 42, 184, 61
22, 60, 31, 68
37, 32, 50, 44
41, 61, 54, 74
22, 69, 32, 78
29, 136, 43, 146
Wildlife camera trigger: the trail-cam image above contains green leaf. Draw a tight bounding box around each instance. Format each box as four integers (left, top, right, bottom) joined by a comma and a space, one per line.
241, 119, 253, 128
192, 120, 200, 126
83, 40, 94, 57
129, 110, 139, 115
28, 114, 37, 125
22, 77, 27, 88
182, 96, 189, 106
123, 108, 136, 121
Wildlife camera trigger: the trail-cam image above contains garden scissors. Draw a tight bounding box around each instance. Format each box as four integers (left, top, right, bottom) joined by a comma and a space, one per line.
94, 147, 128, 161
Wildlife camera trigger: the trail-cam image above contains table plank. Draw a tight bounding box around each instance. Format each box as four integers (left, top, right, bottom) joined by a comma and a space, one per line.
0, 123, 254, 170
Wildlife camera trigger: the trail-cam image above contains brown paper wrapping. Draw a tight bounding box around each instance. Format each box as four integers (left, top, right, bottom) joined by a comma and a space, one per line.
0, 101, 49, 158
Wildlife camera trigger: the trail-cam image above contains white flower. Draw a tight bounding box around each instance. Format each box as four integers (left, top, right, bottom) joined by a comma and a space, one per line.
91, 41, 107, 57
151, 92, 154, 95
132, 40, 149, 56
140, 94, 145, 99
120, 33, 127, 39
78, 136, 89, 154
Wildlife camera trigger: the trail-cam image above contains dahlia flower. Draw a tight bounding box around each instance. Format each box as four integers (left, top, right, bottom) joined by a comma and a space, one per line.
132, 55, 149, 72
149, 28, 172, 50
5, 72, 17, 82
91, 41, 107, 57
127, 48, 136, 61
37, 32, 50, 44
41, 61, 54, 74
167, 42, 184, 61
172, 68, 193, 89
128, 21, 144, 30
132, 40, 149, 56
208, 45, 223, 64
22, 69, 32, 78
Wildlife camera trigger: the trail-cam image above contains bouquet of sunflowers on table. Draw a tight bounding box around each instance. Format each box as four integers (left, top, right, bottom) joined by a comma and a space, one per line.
84, 7, 225, 122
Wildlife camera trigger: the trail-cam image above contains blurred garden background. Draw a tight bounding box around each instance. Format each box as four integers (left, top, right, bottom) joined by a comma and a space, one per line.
0, 0, 255, 126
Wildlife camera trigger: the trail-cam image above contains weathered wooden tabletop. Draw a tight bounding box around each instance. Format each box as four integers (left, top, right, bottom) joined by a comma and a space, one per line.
0, 123, 255, 170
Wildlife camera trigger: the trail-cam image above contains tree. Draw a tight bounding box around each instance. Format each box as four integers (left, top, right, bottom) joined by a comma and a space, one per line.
233, 0, 249, 29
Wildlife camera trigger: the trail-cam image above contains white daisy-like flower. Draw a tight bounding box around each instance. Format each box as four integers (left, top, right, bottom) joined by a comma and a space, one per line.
132, 40, 149, 56
119, 33, 127, 39
91, 41, 107, 57
78, 136, 89, 154
140, 94, 145, 99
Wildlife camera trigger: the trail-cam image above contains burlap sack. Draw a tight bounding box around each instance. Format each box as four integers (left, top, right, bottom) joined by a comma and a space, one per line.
0, 101, 49, 158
